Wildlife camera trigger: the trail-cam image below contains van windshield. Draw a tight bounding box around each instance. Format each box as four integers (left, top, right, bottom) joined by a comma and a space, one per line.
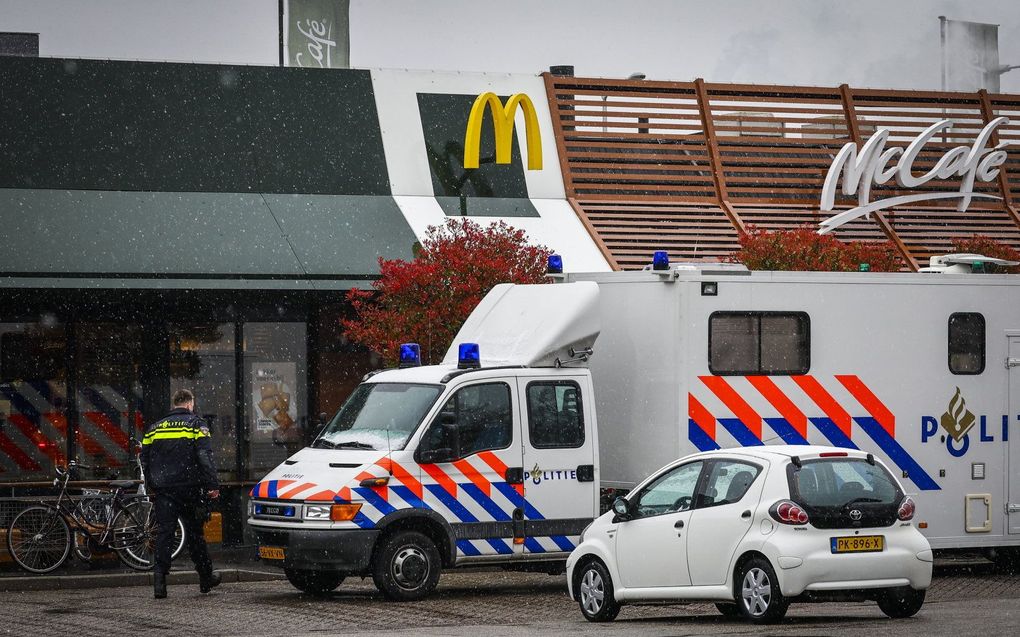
314, 383, 443, 451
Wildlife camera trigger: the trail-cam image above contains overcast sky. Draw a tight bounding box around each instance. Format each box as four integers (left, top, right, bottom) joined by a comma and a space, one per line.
2, 0, 1019, 92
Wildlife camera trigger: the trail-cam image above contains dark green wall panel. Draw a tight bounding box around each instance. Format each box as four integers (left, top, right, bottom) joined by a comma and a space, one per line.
0, 57, 389, 195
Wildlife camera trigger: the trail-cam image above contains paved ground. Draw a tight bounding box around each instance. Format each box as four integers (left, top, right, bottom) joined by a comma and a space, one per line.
0, 565, 1018, 636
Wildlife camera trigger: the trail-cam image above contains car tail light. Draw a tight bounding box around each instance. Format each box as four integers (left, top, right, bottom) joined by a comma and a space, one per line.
770, 500, 810, 525
897, 497, 916, 521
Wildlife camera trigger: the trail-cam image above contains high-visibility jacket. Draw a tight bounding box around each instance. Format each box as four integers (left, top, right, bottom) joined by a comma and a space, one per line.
140, 407, 219, 491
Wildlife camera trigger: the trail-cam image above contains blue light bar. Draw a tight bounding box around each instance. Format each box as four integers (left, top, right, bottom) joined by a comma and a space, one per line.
652, 250, 670, 271
398, 343, 421, 368
547, 254, 564, 274
458, 343, 481, 369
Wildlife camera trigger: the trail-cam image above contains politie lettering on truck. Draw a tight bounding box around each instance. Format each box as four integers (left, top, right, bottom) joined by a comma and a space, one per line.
250, 252, 1020, 600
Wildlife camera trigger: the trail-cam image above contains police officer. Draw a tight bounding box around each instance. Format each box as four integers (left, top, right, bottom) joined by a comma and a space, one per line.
141, 389, 221, 599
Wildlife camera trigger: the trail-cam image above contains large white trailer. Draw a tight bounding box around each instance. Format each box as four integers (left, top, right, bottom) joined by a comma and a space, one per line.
571, 260, 1020, 552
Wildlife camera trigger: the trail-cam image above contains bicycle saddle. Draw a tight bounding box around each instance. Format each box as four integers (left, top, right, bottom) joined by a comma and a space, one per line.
108, 480, 136, 489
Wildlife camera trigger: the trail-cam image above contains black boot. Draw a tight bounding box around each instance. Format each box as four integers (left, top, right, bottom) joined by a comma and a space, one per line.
154, 571, 167, 599
199, 570, 221, 594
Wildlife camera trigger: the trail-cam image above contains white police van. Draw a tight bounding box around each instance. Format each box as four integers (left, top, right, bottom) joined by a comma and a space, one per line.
250, 252, 1020, 600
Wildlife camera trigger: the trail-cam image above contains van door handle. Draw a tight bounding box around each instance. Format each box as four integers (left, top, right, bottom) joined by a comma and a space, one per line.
741, 510, 752, 519
674, 519, 685, 529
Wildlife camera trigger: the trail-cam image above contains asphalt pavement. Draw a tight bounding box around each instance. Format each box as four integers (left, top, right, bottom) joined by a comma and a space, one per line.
0, 560, 1017, 636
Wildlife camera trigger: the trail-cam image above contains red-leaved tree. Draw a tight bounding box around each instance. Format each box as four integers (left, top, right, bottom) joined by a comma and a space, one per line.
950, 235, 1020, 273
342, 218, 552, 365
730, 226, 904, 272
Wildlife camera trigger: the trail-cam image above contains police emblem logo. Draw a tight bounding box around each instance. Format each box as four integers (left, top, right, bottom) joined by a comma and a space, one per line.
940, 387, 977, 442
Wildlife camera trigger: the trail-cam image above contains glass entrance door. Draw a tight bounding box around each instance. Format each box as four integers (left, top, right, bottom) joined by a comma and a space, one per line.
74, 323, 144, 480
169, 323, 238, 481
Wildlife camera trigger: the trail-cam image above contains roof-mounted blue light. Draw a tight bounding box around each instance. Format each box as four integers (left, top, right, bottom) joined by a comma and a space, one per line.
398, 343, 421, 368
547, 254, 563, 274
652, 250, 670, 271
457, 343, 481, 369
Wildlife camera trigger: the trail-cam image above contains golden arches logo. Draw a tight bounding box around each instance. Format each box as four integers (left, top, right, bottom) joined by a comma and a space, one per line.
463, 92, 542, 171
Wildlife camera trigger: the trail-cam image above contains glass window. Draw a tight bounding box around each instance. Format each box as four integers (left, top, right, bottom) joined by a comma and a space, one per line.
0, 321, 67, 481
527, 381, 584, 449
789, 459, 900, 508
710, 312, 809, 375
949, 313, 984, 375
244, 322, 307, 479
697, 460, 761, 508
631, 461, 704, 518
423, 382, 512, 458
170, 323, 237, 480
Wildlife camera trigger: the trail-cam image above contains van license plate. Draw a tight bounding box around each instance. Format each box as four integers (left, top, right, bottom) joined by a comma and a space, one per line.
258, 546, 286, 560
831, 535, 884, 553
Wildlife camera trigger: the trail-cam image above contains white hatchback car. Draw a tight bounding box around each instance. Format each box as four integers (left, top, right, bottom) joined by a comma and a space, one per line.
566, 446, 932, 624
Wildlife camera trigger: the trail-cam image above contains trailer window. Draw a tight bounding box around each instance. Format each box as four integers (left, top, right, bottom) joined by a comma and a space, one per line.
709, 312, 810, 375
949, 313, 984, 375
526, 381, 584, 448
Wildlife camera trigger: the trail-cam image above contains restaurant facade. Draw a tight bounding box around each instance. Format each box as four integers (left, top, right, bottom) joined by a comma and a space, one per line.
2, 55, 1019, 541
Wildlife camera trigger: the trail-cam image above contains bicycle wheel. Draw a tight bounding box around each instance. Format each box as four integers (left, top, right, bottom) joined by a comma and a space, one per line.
112, 500, 185, 570
6, 505, 72, 574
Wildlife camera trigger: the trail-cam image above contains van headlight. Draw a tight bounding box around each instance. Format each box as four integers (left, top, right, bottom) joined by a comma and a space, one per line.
304, 504, 332, 520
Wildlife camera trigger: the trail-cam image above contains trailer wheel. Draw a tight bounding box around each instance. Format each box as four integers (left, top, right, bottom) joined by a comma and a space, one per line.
284, 568, 345, 594
371, 530, 441, 601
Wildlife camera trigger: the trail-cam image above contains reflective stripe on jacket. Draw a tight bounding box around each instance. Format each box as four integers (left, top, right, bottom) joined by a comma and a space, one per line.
140, 407, 219, 491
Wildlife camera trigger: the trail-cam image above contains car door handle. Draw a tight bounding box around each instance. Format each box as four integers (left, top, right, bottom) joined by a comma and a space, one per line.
674, 519, 684, 529
741, 510, 752, 519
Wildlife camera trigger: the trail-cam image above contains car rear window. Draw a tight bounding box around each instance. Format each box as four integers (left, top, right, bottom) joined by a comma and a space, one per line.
788, 458, 900, 508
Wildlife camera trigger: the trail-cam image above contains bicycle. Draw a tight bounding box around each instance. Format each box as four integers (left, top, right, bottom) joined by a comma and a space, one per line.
5, 460, 185, 573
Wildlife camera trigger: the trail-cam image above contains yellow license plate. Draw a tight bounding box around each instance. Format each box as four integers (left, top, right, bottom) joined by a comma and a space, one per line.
258, 546, 286, 560
831, 535, 884, 553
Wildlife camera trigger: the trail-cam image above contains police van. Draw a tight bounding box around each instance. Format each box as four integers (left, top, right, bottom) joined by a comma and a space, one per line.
249, 253, 1020, 599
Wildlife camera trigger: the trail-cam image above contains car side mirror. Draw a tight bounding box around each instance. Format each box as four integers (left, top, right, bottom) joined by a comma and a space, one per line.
612, 496, 631, 521
417, 417, 461, 464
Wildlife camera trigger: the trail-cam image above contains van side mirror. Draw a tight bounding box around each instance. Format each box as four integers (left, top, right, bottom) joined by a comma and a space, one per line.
419, 447, 455, 464
418, 418, 460, 464
612, 497, 631, 520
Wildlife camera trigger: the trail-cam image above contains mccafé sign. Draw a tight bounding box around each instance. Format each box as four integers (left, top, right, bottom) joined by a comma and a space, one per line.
463, 92, 543, 171
818, 117, 1010, 234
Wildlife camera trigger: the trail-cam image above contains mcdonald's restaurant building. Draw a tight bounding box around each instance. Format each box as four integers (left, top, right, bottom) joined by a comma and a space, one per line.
2, 56, 1020, 543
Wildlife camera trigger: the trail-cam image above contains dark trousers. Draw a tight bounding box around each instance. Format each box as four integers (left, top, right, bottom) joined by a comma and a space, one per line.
154, 487, 213, 577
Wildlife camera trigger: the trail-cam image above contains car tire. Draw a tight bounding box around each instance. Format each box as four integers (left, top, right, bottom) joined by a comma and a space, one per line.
285, 568, 345, 594
371, 530, 441, 601
715, 602, 742, 618
877, 588, 925, 619
575, 559, 621, 622
736, 557, 788, 624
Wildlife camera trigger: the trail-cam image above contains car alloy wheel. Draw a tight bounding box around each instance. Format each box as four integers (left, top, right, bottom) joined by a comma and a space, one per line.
580, 568, 605, 615
736, 557, 788, 624
742, 566, 772, 616
575, 560, 620, 622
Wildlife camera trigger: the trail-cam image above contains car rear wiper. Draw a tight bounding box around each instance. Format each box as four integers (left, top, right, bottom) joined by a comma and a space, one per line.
334, 441, 376, 450
844, 497, 883, 506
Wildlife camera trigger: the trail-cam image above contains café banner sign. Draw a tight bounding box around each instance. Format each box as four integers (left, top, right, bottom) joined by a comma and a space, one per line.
818, 117, 1010, 234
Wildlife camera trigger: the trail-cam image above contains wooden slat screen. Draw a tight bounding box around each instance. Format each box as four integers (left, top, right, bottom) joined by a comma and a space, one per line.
544, 74, 1020, 271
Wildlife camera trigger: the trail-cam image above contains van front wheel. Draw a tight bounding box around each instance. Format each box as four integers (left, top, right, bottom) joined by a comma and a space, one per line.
372, 530, 441, 601
285, 568, 345, 594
